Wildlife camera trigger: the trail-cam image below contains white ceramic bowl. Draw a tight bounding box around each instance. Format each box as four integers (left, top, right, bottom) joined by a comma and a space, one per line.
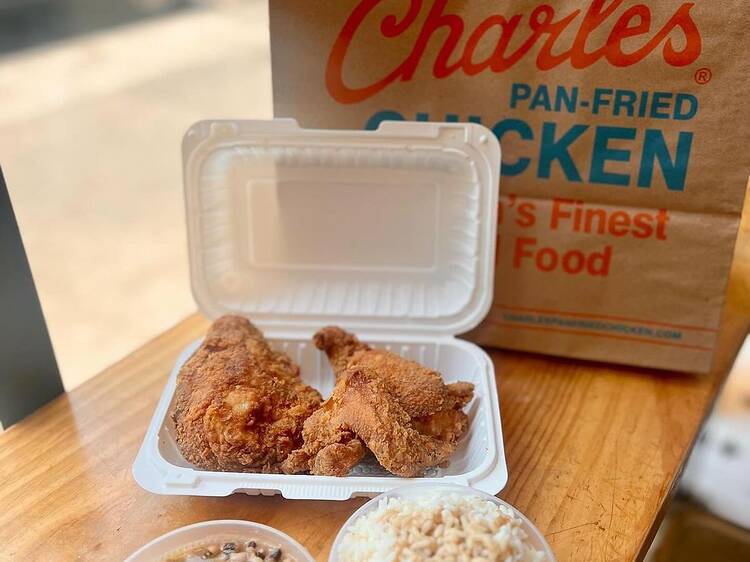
124, 520, 315, 562
329, 483, 555, 561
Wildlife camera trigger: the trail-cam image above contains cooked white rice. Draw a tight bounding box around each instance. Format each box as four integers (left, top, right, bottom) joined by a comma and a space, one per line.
337, 492, 545, 562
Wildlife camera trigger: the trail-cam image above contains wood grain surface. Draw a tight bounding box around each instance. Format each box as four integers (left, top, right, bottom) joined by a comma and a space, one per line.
1, 284, 747, 562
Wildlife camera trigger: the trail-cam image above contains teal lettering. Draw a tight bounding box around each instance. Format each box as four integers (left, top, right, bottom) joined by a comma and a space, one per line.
530, 85, 552, 111
613, 90, 637, 117
593, 89, 613, 115
590, 126, 636, 186
650, 92, 672, 119
555, 86, 578, 113
674, 94, 698, 120
510, 83, 532, 108
493, 118, 533, 177
638, 130, 693, 190
365, 110, 404, 130
538, 123, 588, 182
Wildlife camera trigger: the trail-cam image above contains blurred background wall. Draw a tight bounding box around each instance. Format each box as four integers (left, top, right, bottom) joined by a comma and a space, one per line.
0, 0, 270, 388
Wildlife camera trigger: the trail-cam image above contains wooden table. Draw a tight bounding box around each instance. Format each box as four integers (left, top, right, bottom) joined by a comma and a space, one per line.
1, 281, 748, 562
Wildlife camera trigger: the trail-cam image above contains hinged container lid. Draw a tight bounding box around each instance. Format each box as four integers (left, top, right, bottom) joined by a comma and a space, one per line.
183, 119, 500, 336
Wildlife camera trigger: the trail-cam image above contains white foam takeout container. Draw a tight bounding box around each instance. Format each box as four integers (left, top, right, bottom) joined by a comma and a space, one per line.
133, 119, 506, 500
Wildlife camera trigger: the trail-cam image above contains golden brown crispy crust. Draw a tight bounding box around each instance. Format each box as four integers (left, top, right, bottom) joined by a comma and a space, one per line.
282, 369, 455, 477
280, 397, 367, 477
337, 370, 456, 476
309, 439, 367, 477
283, 327, 475, 477
411, 409, 469, 443
170, 315, 322, 473
314, 326, 474, 431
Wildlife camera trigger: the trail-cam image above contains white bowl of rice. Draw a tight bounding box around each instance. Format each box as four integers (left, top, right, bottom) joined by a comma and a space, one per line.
330, 484, 555, 562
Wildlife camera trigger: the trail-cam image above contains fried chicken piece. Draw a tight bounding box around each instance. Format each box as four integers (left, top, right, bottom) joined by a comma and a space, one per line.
283, 424, 366, 478
282, 327, 475, 477
282, 369, 455, 477
170, 315, 322, 473
313, 327, 474, 438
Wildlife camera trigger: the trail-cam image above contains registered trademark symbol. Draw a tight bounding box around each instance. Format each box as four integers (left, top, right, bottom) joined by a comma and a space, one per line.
694, 67, 712, 84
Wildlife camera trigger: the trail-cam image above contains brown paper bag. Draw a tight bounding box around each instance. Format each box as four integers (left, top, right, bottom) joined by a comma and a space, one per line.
269, 0, 750, 373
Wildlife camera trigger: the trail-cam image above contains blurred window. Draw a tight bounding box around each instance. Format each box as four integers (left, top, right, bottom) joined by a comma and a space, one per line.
0, 0, 271, 389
